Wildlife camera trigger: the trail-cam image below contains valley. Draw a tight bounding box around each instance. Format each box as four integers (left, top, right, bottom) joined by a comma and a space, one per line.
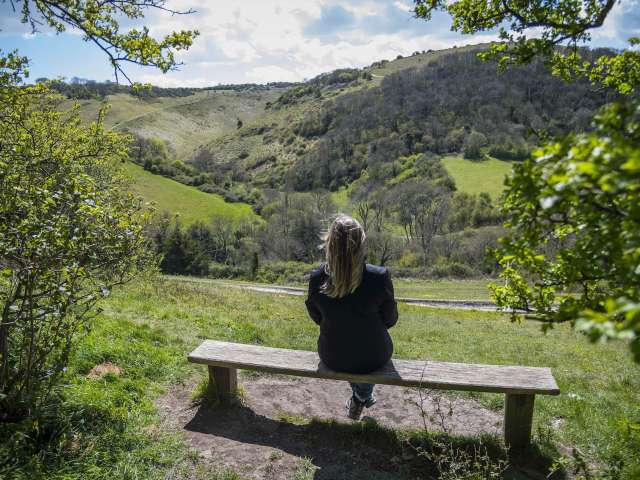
58, 45, 611, 281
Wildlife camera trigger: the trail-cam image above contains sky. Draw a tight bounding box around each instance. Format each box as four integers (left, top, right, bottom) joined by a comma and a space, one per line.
1, 0, 639, 87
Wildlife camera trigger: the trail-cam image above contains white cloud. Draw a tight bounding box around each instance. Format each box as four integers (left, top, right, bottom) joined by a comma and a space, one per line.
590, 0, 640, 47
1, 0, 637, 86
134, 0, 478, 86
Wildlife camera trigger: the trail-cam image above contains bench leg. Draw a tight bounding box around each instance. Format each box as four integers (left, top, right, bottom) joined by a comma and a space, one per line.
208, 365, 238, 401
504, 394, 535, 449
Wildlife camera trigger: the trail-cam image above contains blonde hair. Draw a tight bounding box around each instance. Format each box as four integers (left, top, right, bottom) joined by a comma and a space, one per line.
321, 214, 367, 299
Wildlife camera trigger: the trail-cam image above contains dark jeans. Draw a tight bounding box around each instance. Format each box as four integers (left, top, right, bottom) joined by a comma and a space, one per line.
350, 382, 374, 402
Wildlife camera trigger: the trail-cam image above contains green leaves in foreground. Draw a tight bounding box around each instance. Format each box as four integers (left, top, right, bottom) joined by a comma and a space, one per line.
0, 81, 155, 420
10, 0, 198, 83
414, 1, 640, 95
491, 101, 640, 360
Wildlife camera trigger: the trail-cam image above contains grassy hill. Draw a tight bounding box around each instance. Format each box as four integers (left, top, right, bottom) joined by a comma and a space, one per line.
124, 162, 259, 226
71, 89, 283, 160
442, 155, 513, 200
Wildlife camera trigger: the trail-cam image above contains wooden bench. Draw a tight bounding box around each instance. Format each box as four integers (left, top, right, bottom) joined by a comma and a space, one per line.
188, 340, 559, 449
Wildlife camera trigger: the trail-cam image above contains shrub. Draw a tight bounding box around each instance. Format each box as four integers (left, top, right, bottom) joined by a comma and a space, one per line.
254, 261, 314, 284
207, 263, 247, 279
0, 84, 153, 421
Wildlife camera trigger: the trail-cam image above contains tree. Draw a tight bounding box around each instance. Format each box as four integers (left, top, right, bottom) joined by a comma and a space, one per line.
0, 81, 154, 420
462, 131, 487, 159
8, 0, 198, 83
491, 102, 640, 360
414, 0, 639, 95
0, 0, 197, 420
413, 0, 640, 359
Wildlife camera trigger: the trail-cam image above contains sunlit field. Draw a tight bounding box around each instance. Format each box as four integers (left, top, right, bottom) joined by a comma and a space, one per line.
125, 162, 259, 226
442, 155, 513, 201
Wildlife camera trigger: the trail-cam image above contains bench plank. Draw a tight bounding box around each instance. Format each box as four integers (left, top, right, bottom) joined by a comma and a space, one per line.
188, 340, 559, 396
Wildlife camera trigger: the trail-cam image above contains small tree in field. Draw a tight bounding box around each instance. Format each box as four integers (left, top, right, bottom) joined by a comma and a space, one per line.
0, 70, 155, 420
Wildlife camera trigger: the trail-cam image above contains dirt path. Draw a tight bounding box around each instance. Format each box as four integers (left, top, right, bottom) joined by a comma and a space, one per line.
158, 374, 503, 479
217, 282, 500, 311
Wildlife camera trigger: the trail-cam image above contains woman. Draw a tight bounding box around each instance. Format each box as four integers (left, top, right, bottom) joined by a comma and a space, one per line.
305, 215, 398, 420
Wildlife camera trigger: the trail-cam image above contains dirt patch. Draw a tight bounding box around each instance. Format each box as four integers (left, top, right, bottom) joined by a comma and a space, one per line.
157, 374, 503, 479
87, 362, 123, 379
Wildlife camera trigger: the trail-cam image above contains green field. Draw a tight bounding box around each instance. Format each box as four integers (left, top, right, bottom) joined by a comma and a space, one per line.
442, 155, 514, 200
125, 162, 259, 226
4, 276, 637, 479
394, 278, 493, 300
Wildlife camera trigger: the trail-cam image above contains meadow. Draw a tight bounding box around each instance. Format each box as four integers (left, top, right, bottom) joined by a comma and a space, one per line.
204, 277, 494, 301
3, 275, 638, 479
441, 156, 513, 200
124, 162, 259, 226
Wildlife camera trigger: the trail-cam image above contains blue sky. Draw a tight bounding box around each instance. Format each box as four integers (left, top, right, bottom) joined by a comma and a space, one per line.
1, 0, 638, 87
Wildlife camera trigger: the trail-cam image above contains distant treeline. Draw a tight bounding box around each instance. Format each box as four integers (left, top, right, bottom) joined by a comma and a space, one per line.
150, 155, 503, 281
37, 78, 299, 100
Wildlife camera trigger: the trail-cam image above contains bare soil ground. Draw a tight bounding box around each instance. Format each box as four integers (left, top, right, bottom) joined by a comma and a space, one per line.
157, 373, 505, 480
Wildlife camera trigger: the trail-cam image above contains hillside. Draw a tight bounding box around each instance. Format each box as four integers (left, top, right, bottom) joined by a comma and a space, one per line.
65, 45, 610, 204
55, 45, 613, 274
124, 162, 258, 226
71, 89, 284, 160
191, 46, 610, 196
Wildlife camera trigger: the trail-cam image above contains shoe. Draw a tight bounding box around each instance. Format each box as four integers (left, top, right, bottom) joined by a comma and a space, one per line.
346, 395, 376, 420
347, 395, 365, 420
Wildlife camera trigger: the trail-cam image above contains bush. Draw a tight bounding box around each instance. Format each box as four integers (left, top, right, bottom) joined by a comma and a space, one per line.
207, 263, 248, 279
428, 262, 477, 279
0, 85, 153, 421
254, 261, 314, 284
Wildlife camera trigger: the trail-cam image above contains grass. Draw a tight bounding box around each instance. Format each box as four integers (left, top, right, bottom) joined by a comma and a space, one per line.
442, 155, 514, 201
124, 162, 259, 226
393, 278, 493, 300
3, 275, 639, 478
72, 90, 282, 160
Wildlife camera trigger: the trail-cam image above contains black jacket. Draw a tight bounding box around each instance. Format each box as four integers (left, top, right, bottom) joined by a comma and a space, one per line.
305, 263, 398, 374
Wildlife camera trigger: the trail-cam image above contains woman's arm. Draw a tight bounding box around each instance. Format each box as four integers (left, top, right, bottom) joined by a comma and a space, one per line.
381, 270, 398, 328
305, 280, 322, 325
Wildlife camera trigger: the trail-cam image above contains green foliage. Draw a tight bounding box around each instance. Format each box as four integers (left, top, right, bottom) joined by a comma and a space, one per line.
491, 101, 640, 360
462, 131, 487, 160
13, 0, 198, 83
291, 50, 607, 191
0, 82, 154, 419
152, 218, 260, 276
414, 1, 640, 94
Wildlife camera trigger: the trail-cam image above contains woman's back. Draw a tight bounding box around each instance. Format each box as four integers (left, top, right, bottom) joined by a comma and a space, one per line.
306, 263, 398, 373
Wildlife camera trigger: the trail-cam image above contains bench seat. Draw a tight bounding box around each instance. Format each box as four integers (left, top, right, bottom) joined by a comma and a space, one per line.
188, 339, 560, 449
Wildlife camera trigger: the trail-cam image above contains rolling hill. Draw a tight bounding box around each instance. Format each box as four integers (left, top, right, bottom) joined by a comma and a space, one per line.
64, 44, 611, 215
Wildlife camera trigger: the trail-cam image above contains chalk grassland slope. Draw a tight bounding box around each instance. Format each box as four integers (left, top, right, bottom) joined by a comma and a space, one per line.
125, 162, 259, 226
442, 155, 513, 200
187, 48, 486, 188
367, 43, 495, 81
69, 89, 283, 160
194, 46, 609, 195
